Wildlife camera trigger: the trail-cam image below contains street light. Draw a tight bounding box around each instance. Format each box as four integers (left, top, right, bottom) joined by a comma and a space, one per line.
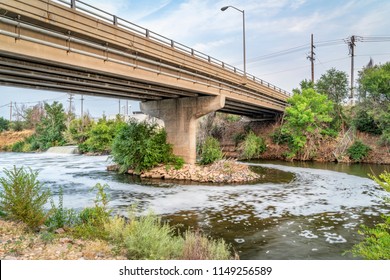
221, 5, 246, 76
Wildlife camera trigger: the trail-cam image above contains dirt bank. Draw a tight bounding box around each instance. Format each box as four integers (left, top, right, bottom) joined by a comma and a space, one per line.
0, 130, 34, 150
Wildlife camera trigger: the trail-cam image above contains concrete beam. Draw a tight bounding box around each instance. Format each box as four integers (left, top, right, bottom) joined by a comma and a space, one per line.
141, 95, 226, 164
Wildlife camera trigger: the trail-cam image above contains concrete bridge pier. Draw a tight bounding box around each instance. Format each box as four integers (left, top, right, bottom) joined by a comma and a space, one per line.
141, 95, 225, 164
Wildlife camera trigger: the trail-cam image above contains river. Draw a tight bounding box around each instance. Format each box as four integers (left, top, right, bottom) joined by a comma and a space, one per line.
0, 152, 389, 260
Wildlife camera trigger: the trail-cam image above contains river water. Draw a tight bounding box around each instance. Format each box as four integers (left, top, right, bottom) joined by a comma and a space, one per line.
0, 152, 389, 260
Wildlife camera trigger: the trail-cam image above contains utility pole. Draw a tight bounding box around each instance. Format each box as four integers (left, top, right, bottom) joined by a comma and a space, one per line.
307, 33, 315, 83
348, 35, 356, 103
68, 94, 74, 115
67, 94, 74, 125
118, 99, 121, 115
80, 95, 84, 118
80, 95, 84, 131
9, 101, 12, 122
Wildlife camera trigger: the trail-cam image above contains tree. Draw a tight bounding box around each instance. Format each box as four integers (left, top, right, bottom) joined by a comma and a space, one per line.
34, 102, 67, 150
355, 62, 390, 144
282, 88, 334, 159
316, 68, 349, 104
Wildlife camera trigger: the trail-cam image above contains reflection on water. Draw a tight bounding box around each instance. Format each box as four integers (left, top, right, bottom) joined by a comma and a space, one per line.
0, 152, 389, 259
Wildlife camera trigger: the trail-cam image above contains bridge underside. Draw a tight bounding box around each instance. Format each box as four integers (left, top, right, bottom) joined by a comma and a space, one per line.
0, 53, 280, 120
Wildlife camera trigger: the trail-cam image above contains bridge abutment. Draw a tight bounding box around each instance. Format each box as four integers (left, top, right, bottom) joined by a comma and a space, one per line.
141, 95, 225, 164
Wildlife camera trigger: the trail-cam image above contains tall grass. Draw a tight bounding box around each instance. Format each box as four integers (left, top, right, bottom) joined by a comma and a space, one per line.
104, 211, 234, 260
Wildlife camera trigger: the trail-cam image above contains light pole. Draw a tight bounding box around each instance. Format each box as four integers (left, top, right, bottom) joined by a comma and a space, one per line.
221, 5, 246, 77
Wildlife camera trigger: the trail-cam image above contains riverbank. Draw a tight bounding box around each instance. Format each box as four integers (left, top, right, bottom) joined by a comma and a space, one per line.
218, 119, 390, 165
0, 219, 127, 260
0, 130, 34, 150
108, 159, 261, 184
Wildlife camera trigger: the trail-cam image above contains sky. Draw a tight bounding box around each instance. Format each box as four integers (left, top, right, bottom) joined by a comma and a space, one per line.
1, 0, 390, 119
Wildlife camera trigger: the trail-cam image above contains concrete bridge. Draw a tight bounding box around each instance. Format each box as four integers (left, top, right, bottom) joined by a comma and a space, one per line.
0, 0, 290, 163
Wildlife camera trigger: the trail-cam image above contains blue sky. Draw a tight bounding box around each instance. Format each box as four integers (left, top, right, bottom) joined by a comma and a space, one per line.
1, 0, 390, 119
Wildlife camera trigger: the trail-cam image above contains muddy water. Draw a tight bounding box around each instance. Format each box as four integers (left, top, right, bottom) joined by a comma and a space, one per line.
0, 152, 389, 259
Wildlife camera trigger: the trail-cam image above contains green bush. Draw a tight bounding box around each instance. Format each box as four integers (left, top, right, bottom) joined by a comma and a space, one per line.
0, 166, 51, 230
11, 140, 26, 152
111, 121, 183, 173
240, 131, 266, 160
353, 109, 381, 135
10, 121, 24, 132
123, 212, 183, 260
46, 187, 78, 231
66, 116, 94, 144
80, 117, 125, 154
347, 140, 371, 161
71, 183, 111, 239
271, 127, 293, 145
104, 211, 233, 260
199, 137, 223, 165
349, 171, 390, 259
0, 117, 10, 132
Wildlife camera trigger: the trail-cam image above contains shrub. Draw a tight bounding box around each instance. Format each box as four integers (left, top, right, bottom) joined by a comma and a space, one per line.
182, 230, 232, 260
10, 121, 24, 132
239, 131, 266, 160
0, 166, 51, 230
347, 140, 371, 161
123, 212, 183, 260
349, 171, 390, 259
0, 117, 10, 132
11, 140, 26, 152
46, 186, 78, 231
111, 121, 183, 173
71, 183, 111, 239
271, 127, 293, 145
104, 210, 234, 260
199, 137, 223, 165
80, 117, 124, 154
353, 109, 381, 135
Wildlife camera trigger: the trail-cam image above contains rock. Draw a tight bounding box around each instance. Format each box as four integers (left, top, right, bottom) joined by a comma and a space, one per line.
55, 228, 65, 234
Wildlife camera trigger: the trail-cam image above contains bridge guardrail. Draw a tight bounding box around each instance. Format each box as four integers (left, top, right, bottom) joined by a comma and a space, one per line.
53, 0, 291, 97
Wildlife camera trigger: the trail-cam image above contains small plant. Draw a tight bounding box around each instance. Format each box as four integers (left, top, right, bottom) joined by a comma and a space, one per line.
348, 171, 390, 259
182, 230, 232, 260
46, 186, 78, 231
0, 166, 51, 230
347, 140, 371, 161
239, 131, 266, 160
71, 183, 111, 239
199, 137, 223, 165
11, 140, 26, 152
123, 211, 183, 260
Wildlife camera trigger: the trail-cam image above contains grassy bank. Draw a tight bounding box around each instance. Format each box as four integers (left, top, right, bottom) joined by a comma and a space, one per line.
0, 167, 235, 260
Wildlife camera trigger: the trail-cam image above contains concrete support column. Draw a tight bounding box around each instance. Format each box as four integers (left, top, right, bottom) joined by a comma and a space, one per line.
141, 95, 225, 164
